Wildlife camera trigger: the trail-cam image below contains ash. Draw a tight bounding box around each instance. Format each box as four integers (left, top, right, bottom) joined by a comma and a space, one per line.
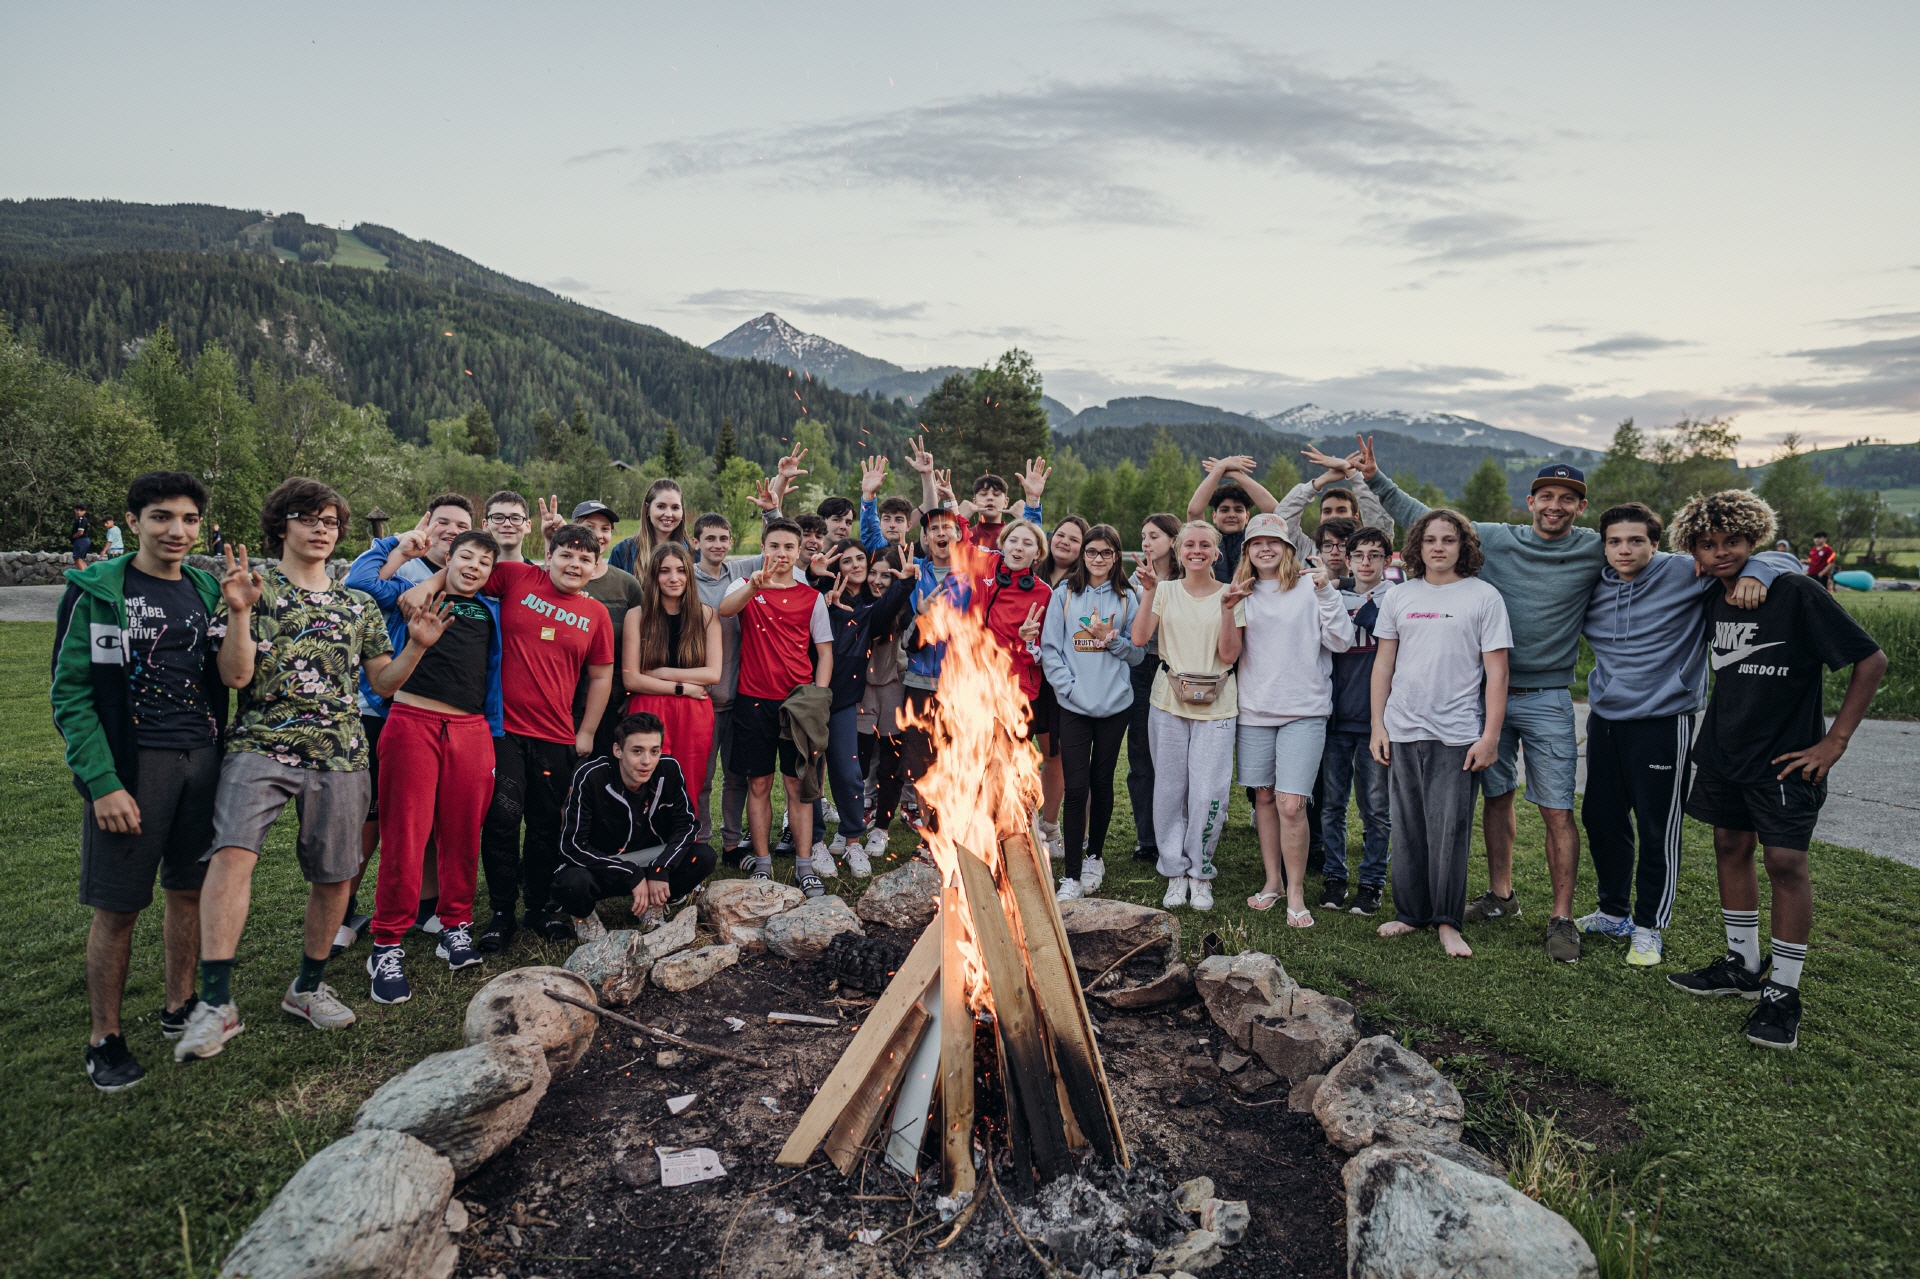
992, 1159, 1191, 1278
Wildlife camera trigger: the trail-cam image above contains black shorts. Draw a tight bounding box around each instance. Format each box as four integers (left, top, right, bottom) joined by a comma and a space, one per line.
79, 746, 220, 912
1031, 681, 1061, 756
362, 713, 385, 819
729, 694, 802, 779
1684, 769, 1826, 852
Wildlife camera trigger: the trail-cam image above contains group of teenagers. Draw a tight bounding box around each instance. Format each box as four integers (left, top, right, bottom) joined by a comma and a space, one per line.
52, 429, 1888, 1092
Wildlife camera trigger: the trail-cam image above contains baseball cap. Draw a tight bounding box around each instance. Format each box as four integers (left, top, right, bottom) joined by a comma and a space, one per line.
571, 500, 618, 522
1531, 464, 1586, 496
1242, 512, 1292, 543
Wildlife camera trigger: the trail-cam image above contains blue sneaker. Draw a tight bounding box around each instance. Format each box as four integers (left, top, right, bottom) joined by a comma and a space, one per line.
1576, 910, 1634, 939
367, 945, 411, 1005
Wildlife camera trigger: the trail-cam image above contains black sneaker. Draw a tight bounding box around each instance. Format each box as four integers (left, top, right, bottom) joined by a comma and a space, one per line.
159, 995, 201, 1040
1132, 844, 1158, 865
798, 872, 826, 899
750, 867, 772, 881
1349, 885, 1383, 917
525, 910, 573, 944
1669, 950, 1770, 999
1463, 889, 1521, 923
477, 910, 517, 954
1745, 981, 1801, 1050
1318, 878, 1349, 911
85, 1034, 146, 1092
436, 924, 483, 971
367, 944, 411, 1005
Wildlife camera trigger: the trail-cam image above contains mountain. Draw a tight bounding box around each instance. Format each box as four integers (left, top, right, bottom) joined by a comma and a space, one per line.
1265, 404, 1596, 460
707, 312, 905, 389
1056, 396, 1269, 434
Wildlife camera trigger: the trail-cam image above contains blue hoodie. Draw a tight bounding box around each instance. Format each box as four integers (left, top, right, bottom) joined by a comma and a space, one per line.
1583, 550, 1798, 721
344, 536, 505, 734
1040, 579, 1145, 718
904, 559, 970, 689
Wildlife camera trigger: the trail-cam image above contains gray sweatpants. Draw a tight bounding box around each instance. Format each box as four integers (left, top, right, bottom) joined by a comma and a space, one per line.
699, 707, 749, 849
1148, 708, 1237, 880
1388, 739, 1476, 928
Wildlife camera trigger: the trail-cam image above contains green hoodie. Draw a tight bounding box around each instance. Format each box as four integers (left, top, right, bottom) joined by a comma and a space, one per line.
50, 555, 228, 801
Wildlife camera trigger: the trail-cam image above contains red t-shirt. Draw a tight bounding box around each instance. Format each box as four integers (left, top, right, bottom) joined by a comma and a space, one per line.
1807, 545, 1835, 576
486, 561, 614, 744
729, 578, 831, 701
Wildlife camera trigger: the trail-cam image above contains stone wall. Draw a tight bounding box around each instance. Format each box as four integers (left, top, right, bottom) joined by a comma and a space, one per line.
0, 551, 353, 587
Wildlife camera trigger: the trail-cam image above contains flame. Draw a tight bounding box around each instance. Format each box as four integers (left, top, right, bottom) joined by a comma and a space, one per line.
902, 541, 1044, 1009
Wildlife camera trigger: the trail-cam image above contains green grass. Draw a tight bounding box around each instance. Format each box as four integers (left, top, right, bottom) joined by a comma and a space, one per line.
4, 619, 1919, 1277
326, 228, 389, 272
1833, 591, 1920, 718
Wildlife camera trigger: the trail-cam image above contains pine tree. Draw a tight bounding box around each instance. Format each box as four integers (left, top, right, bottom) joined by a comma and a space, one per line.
659, 424, 688, 476
531, 407, 562, 461
465, 402, 499, 457
1460, 457, 1513, 522
712, 417, 739, 477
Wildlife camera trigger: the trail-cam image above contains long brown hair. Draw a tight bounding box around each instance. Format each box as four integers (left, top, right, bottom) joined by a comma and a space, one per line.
1039, 515, 1089, 586
1404, 508, 1485, 579
636, 542, 708, 670
1066, 523, 1132, 598
1138, 512, 1180, 581
637, 478, 688, 555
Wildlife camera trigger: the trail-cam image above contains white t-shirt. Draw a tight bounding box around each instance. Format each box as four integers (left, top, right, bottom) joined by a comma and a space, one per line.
1372, 577, 1513, 746
1148, 579, 1246, 721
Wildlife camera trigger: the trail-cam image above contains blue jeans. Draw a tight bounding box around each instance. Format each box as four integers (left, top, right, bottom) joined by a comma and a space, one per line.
826, 705, 867, 840
1320, 728, 1390, 887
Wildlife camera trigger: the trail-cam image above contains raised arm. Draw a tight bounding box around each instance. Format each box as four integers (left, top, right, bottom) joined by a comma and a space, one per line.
215, 545, 264, 690
1350, 435, 1428, 530
1187, 455, 1241, 520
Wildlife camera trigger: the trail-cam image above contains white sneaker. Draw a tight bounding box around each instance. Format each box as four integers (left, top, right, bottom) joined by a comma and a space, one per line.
822, 799, 840, 826
328, 922, 358, 958
574, 910, 608, 943
1189, 878, 1215, 911
864, 828, 890, 859
1080, 856, 1106, 894
1056, 876, 1084, 902
845, 841, 873, 877
174, 1000, 244, 1061
810, 842, 838, 880
1162, 875, 1189, 909
417, 912, 444, 936
829, 833, 848, 855
280, 981, 357, 1030
1039, 820, 1065, 860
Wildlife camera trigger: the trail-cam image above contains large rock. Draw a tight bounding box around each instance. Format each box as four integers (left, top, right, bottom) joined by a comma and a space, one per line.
654, 943, 742, 992
1313, 1035, 1465, 1154
855, 859, 941, 930
1194, 952, 1297, 1049
218, 1128, 457, 1279
565, 930, 652, 1006
1093, 962, 1194, 1010
700, 879, 806, 953
1058, 898, 1179, 973
1247, 989, 1359, 1084
765, 894, 863, 961
1372, 1119, 1506, 1181
352, 1036, 549, 1178
1150, 1229, 1224, 1274
639, 904, 700, 961
462, 966, 598, 1076
1344, 1144, 1598, 1279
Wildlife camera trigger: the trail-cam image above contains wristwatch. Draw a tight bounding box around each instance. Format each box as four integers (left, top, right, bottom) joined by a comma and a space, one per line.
675, 682, 684, 696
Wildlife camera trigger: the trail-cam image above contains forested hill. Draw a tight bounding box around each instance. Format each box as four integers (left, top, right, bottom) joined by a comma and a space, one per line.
0, 248, 914, 469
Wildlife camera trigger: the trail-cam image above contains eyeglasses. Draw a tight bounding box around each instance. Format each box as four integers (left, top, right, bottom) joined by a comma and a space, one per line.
1349, 550, 1386, 563
486, 513, 529, 526
1083, 546, 1118, 559
289, 513, 341, 532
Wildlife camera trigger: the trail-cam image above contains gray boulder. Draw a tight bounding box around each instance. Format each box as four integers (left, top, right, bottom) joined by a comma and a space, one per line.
1150, 1229, 1223, 1274
462, 965, 599, 1076
218, 1129, 457, 1279
564, 930, 652, 1006
1344, 1144, 1598, 1279
700, 879, 806, 953
1247, 989, 1359, 1084
765, 894, 863, 961
639, 904, 700, 961
653, 943, 742, 992
352, 1036, 550, 1177
855, 859, 941, 930
1194, 952, 1297, 1049
1058, 898, 1179, 973
1199, 1198, 1250, 1247
1313, 1035, 1465, 1153
1093, 961, 1194, 1010
1372, 1119, 1507, 1180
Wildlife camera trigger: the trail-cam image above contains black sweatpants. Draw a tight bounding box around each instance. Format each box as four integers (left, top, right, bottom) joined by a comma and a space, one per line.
549, 847, 719, 918
863, 730, 907, 828
1389, 740, 1476, 929
1124, 658, 1158, 856
481, 731, 580, 919
1582, 711, 1691, 930
1059, 707, 1130, 881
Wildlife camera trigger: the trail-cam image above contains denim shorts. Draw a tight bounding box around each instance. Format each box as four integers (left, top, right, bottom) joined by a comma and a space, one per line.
1479, 687, 1578, 810
1236, 717, 1328, 797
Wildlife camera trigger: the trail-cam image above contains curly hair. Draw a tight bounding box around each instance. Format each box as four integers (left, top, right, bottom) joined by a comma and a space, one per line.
1668, 489, 1776, 553
1404, 508, 1484, 579
259, 477, 349, 556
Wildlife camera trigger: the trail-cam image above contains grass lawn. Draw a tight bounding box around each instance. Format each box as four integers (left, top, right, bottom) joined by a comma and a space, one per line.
327, 228, 389, 272
4, 619, 1918, 1278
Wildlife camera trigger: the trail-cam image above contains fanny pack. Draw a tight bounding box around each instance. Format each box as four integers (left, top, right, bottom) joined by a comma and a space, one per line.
1166, 670, 1231, 706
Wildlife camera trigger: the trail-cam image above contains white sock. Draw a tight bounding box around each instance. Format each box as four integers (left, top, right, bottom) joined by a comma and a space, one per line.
1770, 938, 1807, 989
1723, 908, 1761, 971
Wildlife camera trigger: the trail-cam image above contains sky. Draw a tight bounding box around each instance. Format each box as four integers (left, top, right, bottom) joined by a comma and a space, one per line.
5, 1, 1918, 458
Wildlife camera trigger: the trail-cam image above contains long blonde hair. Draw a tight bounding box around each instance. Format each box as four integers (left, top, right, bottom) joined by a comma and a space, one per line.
1234, 532, 1302, 593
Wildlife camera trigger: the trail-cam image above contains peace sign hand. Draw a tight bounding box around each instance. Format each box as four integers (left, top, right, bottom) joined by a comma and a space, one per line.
1221, 582, 1255, 612
1353, 435, 1379, 479
537, 495, 566, 539
1019, 602, 1045, 644
1133, 558, 1158, 591
776, 447, 809, 482
906, 436, 934, 475
1300, 443, 1349, 475
749, 478, 780, 513
220, 544, 263, 613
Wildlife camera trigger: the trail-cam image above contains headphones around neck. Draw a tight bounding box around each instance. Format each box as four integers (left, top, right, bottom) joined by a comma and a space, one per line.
995, 565, 1036, 591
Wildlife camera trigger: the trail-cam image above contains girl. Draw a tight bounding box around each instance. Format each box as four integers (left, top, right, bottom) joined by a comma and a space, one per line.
1126, 514, 1181, 866
979, 520, 1053, 711
1033, 516, 1088, 860
1370, 510, 1510, 958
1130, 520, 1245, 910
816, 540, 916, 878
859, 545, 914, 859
1231, 513, 1354, 926
623, 542, 723, 804
1040, 523, 1144, 901
610, 478, 689, 573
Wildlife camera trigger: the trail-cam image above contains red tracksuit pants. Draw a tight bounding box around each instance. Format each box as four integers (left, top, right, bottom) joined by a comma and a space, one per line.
628, 693, 714, 806
373, 702, 492, 946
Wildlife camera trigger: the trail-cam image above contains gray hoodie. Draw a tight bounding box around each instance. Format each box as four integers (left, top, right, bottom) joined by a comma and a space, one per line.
1040, 579, 1146, 718
1583, 550, 1798, 720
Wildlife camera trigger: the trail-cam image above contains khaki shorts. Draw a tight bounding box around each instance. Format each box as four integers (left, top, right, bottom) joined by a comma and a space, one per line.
209, 751, 370, 883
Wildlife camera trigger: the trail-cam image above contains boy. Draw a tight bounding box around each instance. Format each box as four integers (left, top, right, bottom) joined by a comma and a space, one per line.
1279, 444, 1397, 556
857, 455, 916, 553
1578, 502, 1793, 966
71, 505, 92, 566
54, 472, 226, 1088
482, 490, 534, 563
692, 512, 758, 855
719, 518, 835, 894
1667, 491, 1885, 1050
176, 479, 395, 1061
565, 499, 646, 757
103, 517, 124, 557
1318, 525, 1396, 917
1370, 510, 1512, 959
901, 505, 968, 803
1315, 517, 1359, 583
906, 437, 1045, 545
1186, 455, 1281, 581
1806, 531, 1836, 591
797, 513, 830, 562
818, 496, 857, 544
551, 713, 716, 930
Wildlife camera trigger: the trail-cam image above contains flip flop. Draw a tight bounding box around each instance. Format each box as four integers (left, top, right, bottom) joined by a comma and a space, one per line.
1287, 908, 1316, 929
1247, 891, 1282, 912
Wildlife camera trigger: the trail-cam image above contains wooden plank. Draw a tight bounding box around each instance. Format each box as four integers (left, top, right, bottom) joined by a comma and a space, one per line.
939, 869, 976, 1197
824, 1002, 930, 1175
996, 1023, 1035, 1200
776, 915, 943, 1166
885, 988, 943, 1176
1000, 834, 1121, 1162
954, 843, 1072, 1182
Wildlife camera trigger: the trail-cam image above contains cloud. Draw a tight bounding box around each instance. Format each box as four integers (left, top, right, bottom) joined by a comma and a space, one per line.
566, 145, 630, 165
541, 276, 601, 293
1395, 212, 1600, 264
1567, 333, 1695, 357
679, 288, 926, 323
1828, 309, 1920, 332
1764, 333, 1920, 413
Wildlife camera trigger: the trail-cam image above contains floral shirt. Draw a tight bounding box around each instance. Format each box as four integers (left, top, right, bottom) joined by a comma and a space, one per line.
215, 569, 391, 770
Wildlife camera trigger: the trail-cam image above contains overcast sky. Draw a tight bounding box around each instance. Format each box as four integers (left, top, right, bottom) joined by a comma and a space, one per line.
6, 1, 1918, 456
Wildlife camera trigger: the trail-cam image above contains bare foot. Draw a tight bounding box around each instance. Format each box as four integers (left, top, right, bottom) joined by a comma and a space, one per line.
1439, 925, 1473, 958
1377, 920, 1416, 938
